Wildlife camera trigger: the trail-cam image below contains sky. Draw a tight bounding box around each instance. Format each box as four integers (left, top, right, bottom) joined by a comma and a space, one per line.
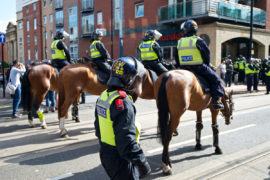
0, 0, 16, 33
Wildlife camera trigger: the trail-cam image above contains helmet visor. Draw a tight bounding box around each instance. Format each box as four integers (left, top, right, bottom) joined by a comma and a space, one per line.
154, 30, 162, 40
63, 31, 70, 38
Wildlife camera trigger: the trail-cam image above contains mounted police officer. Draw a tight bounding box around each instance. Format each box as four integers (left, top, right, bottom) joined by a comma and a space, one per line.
245, 59, 255, 93
94, 56, 151, 179
175, 19, 224, 110
138, 30, 168, 76
51, 31, 71, 71
90, 29, 111, 76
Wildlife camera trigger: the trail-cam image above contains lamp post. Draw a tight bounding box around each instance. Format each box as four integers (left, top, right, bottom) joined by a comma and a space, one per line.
249, 0, 254, 60
38, 24, 47, 59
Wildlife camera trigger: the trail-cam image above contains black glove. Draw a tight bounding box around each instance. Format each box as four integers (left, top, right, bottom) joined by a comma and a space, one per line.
137, 161, 151, 179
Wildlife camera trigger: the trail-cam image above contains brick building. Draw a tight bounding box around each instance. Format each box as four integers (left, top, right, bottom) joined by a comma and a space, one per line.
18, 0, 270, 66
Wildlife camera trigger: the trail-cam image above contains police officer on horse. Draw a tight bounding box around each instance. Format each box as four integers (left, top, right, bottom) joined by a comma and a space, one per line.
138, 30, 168, 76
175, 19, 224, 110
90, 29, 111, 76
51, 31, 71, 71
95, 56, 151, 179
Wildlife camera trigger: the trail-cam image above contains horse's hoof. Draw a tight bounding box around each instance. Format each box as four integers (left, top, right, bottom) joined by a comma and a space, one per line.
195, 144, 202, 150
41, 125, 47, 129
215, 147, 223, 155
162, 163, 173, 176
173, 130, 179, 136
60, 129, 68, 138
61, 134, 69, 138
73, 117, 80, 123
28, 120, 35, 128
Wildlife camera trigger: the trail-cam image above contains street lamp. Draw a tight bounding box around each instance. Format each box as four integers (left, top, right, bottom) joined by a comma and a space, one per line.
249, 0, 254, 60
38, 24, 47, 59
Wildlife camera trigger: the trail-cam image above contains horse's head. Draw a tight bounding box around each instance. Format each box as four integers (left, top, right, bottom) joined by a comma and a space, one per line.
220, 90, 234, 125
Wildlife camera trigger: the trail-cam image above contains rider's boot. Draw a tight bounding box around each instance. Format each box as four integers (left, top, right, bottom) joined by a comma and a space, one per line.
212, 97, 224, 110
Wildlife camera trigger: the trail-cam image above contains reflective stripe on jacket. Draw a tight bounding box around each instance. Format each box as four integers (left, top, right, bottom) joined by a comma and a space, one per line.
238, 61, 245, 70
96, 90, 140, 146
177, 36, 203, 65
51, 40, 66, 60
265, 70, 270, 76
90, 40, 102, 59
245, 64, 254, 75
139, 40, 158, 61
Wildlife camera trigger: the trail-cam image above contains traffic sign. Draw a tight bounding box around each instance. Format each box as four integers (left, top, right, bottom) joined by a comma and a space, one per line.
0, 33, 6, 43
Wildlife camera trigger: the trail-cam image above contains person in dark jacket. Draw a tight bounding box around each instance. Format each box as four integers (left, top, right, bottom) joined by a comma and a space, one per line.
225, 59, 234, 87
90, 29, 111, 76
94, 56, 151, 179
175, 19, 224, 110
51, 31, 71, 71
138, 30, 168, 76
253, 59, 260, 91
264, 61, 270, 94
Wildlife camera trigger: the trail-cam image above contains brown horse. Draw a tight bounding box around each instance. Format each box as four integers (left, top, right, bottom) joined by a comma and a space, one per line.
58, 58, 154, 137
22, 64, 58, 129
154, 70, 234, 175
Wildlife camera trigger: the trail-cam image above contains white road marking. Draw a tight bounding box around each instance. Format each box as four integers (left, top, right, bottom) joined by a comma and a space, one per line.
47, 173, 74, 180
147, 124, 256, 154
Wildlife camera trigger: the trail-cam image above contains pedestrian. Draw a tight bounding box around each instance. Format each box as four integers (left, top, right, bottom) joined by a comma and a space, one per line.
265, 61, 270, 94
9, 60, 26, 118
175, 19, 224, 109
219, 60, 226, 81
245, 59, 254, 93
233, 57, 239, 84
225, 59, 234, 87
95, 56, 151, 179
253, 59, 260, 91
44, 90, 56, 113
138, 29, 168, 76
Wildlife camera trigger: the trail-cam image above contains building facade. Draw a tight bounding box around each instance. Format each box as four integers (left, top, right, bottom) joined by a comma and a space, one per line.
17, 0, 270, 66
5, 22, 18, 64
16, 0, 24, 62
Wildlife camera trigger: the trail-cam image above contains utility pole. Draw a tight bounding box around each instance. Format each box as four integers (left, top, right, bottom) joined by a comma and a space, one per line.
249, 0, 254, 60
38, 24, 47, 59
119, 0, 123, 57
111, 0, 114, 59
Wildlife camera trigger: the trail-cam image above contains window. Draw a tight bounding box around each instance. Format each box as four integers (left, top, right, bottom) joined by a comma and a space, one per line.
26, 6, 29, 13
35, 49, 38, 59
50, 14, 53, 23
34, 33, 37, 45
55, 10, 64, 25
44, 31, 47, 40
27, 21, 29, 31
50, 0, 53, 6
33, 3, 36, 11
68, 6, 78, 40
114, 0, 120, 29
135, 3, 144, 18
44, 16, 47, 24
81, 0, 94, 10
34, 18, 37, 30
70, 43, 78, 59
51, 31, 54, 39
27, 35, 30, 45
28, 49, 31, 60
19, 37, 23, 45
97, 12, 102, 25
18, 22, 22, 29
55, 0, 63, 9
82, 14, 94, 34
43, 0, 46, 8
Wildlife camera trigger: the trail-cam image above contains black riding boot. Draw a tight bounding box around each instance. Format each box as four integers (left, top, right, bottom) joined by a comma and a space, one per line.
212, 97, 224, 110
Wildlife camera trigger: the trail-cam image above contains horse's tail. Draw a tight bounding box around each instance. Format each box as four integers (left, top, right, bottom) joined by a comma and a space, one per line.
58, 74, 65, 119
157, 73, 171, 146
21, 70, 32, 112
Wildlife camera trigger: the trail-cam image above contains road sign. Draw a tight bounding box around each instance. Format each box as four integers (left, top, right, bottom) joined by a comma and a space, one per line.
0, 33, 6, 43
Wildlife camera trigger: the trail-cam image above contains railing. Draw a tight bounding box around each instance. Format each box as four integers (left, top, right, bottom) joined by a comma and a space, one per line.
55, 18, 64, 26
81, 0, 94, 12
82, 24, 94, 35
158, 0, 266, 26
55, 0, 63, 9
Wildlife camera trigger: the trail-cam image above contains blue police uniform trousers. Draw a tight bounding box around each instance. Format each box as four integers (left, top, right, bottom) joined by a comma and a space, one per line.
246, 74, 253, 91
253, 73, 259, 90
142, 60, 168, 76
53, 59, 70, 71
180, 64, 224, 98
265, 76, 270, 93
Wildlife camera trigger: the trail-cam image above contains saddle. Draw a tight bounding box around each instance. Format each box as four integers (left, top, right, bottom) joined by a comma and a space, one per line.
193, 73, 210, 93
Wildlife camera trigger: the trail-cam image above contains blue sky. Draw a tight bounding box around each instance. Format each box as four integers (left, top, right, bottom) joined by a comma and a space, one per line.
0, 0, 16, 32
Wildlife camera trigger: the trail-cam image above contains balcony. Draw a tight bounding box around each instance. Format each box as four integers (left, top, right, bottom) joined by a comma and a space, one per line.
55, 0, 63, 10
55, 18, 64, 27
158, 0, 266, 26
81, 0, 94, 13
81, 24, 94, 38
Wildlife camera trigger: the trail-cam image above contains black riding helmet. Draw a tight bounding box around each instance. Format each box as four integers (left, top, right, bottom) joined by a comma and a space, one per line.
55, 31, 64, 40
181, 20, 198, 35
92, 29, 103, 40
144, 30, 155, 40
107, 56, 138, 88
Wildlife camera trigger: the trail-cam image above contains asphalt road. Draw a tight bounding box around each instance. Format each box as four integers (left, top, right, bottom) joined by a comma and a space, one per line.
0, 93, 270, 180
